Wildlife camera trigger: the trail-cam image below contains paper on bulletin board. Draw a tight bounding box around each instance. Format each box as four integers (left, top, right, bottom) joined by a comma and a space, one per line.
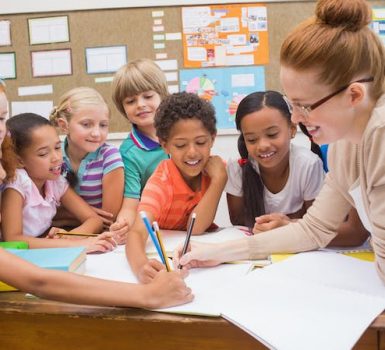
85, 46, 127, 74
0, 52, 16, 79
28, 16, 69, 45
31, 49, 72, 77
372, 7, 385, 45
180, 66, 265, 130
11, 101, 53, 119
0, 20, 11, 46
182, 4, 269, 68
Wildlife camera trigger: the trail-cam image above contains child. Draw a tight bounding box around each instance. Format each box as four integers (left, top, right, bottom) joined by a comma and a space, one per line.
1, 113, 115, 253
0, 80, 192, 309
111, 59, 169, 229
176, 0, 385, 284
50, 87, 124, 229
126, 92, 227, 283
226, 91, 324, 230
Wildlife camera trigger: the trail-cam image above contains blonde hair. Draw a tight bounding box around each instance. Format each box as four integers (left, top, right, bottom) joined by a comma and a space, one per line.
280, 0, 385, 99
112, 59, 168, 117
50, 87, 109, 126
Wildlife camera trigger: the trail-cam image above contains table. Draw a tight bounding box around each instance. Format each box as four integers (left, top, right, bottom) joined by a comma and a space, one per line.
0, 292, 384, 350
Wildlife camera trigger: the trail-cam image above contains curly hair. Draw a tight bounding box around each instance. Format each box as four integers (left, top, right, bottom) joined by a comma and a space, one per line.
154, 92, 216, 141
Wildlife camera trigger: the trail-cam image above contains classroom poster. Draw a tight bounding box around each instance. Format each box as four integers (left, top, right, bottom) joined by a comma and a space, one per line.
372, 8, 385, 45
181, 4, 269, 68
180, 66, 265, 130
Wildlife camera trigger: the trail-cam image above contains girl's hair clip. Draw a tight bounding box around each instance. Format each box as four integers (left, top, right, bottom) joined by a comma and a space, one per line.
238, 158, 248, 166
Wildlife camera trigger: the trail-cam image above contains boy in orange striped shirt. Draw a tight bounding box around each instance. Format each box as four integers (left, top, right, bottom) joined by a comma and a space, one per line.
125, 92, 227, 283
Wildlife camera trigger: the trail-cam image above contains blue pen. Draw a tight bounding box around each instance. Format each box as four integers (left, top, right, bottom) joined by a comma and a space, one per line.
139, 211, 165, 264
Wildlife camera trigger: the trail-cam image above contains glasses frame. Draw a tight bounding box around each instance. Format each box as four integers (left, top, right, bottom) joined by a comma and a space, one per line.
284, 77, 374, 118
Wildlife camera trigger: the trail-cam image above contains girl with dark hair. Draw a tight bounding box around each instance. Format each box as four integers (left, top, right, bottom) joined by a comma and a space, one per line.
226, 91, 324, 231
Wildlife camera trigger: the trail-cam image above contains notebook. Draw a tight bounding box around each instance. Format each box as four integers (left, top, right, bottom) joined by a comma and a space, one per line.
0, 247, 86, 292
220, 252, 385, 350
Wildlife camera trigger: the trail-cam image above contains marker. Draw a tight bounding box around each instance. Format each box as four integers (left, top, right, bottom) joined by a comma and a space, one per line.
153, 221, 171, 272
139, 211, 165, 264
57, 232, 99, 237
178, 213, 196, 269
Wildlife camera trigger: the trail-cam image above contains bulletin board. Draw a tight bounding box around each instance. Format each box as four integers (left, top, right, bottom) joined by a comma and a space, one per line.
0, 1, 382, 132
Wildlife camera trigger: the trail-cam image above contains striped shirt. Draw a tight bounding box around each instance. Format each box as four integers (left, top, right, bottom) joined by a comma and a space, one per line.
62, 139, 124, 208
138, 159, 212, 230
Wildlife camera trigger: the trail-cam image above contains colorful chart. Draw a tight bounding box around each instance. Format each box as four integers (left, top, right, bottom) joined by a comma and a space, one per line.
180, 66, 265, 130
185, 76, 217, 101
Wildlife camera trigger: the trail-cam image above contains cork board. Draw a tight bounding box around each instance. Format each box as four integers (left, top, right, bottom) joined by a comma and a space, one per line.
0, 1, 382, 132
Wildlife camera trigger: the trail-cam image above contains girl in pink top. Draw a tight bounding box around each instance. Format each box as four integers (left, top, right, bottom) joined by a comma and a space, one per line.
1, 113, 116, 253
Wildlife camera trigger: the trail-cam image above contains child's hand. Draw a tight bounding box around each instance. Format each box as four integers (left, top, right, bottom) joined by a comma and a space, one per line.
203, 156, 227, 184
46, 227, 68, 239
85, 232, 117, 254
109, 220, 129, 245
92, 207, 114, 229
253, 213, 291, 234
137, 259, 166, 284
173, 241, 221, 270
143, 270, 194, 309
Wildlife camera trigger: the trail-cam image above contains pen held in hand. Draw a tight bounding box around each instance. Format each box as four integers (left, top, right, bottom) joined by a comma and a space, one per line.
140, 211, 165, 264
153, 221, 171, 272
178, 212, 196, 269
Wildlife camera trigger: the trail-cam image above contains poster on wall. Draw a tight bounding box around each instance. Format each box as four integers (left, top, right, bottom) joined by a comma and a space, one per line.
372, 7, 385, 45
180, 66, 265, 130
181, 4, 269, 68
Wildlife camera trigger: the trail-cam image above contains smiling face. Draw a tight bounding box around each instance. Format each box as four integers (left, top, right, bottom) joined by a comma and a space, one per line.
63, 105, 109, 157
122, 90, 161, 130
19, 125, 63, 191
241, 107, 295, 172
161, 118, 215, 187
280, 66, 359, 145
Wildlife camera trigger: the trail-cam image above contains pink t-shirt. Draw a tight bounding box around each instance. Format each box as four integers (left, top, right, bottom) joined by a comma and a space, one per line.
5, 169, 69, 237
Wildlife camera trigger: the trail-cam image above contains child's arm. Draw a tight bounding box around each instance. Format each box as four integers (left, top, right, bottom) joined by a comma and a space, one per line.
60, 187, 103, 234
95, 167, 125, 227
125, 211, 165, 283
116, 197, 140, 229
1, 189, 113, 252
0, 248, 193, 309
226, 193, 245, 225
191, 156, 227, 235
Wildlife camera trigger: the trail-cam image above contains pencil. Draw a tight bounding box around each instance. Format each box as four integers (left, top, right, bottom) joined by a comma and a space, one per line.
153, 221, 171, 272
139, 211, 165, 264
178, 212, 196, 269
57, 232, 99, 237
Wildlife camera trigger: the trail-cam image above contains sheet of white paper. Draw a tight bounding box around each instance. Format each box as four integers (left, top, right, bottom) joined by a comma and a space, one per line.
165, 32, 182, 41
86, 46, 126, 74
153, 19, 162, 25
155, 53, 167, 60
182, 7, 213, 33
32, 50, 72, 77
226, 54, 254, 66
187, 47, 207, 61
153, 43, 165, 49
18, 84, 53, 96
0, 53, 16, 78
220, 17, 239, 32
156, 263, 252, 316
227, 34, 247, 46
167, 85, 179, 94
94, 76, 114, 83
28, 16, 69, 44
164, 71, 178, 82
153, 34, 165, 41
155, 59, 178, 71
220, 252, 385, 350
0, 20, 11, 46
152, 11, 164, 18
231, 73, 255, 87
153, 26, 164, 32
11, 101, 53, 119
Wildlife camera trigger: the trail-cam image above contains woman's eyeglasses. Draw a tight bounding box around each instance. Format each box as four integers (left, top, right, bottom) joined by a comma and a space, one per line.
283, 77, 374, 118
